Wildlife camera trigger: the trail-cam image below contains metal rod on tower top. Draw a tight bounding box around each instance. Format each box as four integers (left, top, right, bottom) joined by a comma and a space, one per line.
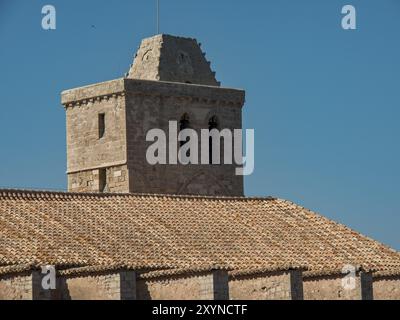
157, 0, 160, 34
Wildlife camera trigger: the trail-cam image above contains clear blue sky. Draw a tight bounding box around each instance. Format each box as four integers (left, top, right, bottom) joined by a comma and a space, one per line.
0, 0, 399, 250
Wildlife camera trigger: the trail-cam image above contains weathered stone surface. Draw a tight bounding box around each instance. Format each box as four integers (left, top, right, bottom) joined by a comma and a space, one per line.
65, 271, 136, 300
62, 78, 245, 196
62, 34, 245, 196
0, 271, 69, 300
61, 79, 125, 106
137, 271, 228, 300
128, 34, 220, 86
303, 272, 373, 300
229, 270, 303, 300
68, 165, 129, 193
137, 274, 210, 300
124, 83, 244, 196
373, 276, 400, 300
65, 93, 127, 174
0, 273, 33, 300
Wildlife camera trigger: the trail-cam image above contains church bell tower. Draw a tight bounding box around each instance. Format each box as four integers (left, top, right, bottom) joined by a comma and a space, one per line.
61, 34, 245, 196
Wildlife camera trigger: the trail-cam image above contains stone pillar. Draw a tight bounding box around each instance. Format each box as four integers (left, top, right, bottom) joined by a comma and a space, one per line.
32, 267, 66, 300
359, 272, 373, 300
119, 271, 137, 300
303, 270, 374, 300
290, 270, 304, 300
32, 271, 51, 300
102, 271, 137, 300
63, 271, 137, 300
200, 270, 229, 300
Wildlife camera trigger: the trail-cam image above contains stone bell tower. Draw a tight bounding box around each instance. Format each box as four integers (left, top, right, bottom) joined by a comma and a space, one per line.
61, 34, 245, 196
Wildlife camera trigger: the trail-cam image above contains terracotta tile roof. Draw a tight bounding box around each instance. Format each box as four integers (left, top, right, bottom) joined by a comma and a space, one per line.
0, 189, 399, 277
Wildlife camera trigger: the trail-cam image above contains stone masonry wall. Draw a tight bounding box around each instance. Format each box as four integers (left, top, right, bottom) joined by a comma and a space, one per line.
65, 271, 136, 300
0, 273, 32, 300
66, 274, 119, 300
2, 270, 399, 300
128, 35, 220, 86
68, 164, 129, 193
229, 271, 303, 300
65, 91, 127, 192
303, 273, 373, 300
137, 274, 207, 300
125, 80, 244, 196
62, 78, 245, 196
137, 271, 229, 300
373, 276, 400, 300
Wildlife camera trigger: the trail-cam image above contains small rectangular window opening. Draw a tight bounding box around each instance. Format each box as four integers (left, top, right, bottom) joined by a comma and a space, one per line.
98, 113, 105, 139
99, 169, 107, 192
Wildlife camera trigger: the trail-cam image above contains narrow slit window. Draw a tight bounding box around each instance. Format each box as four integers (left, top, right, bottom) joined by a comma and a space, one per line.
179, 114, 191, 157
208, 116, 219, 164
99, 169, 107, 193
98, 113, 105, 139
